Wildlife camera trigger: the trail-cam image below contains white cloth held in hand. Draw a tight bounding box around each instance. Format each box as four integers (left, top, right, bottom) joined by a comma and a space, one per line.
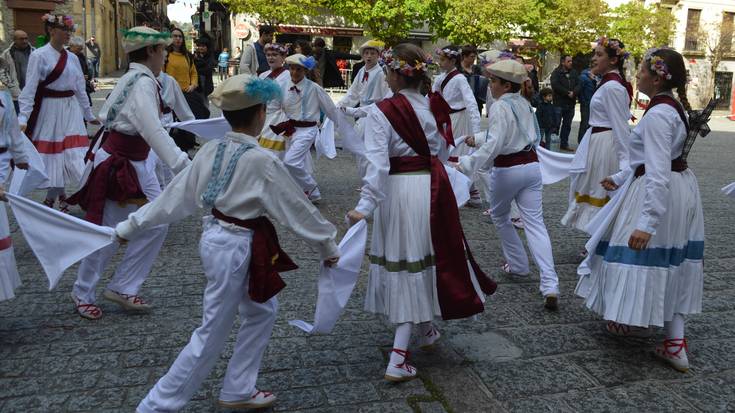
444, 164, 472, 207
289, 220, 367, 334
536, 145, 575, 185
722, 182, 735, 199
336, 111, 365, 156
6, 193, 116, 290
9, 134, 50, 196
316, 118, 337, 160
169, 117, 232, 142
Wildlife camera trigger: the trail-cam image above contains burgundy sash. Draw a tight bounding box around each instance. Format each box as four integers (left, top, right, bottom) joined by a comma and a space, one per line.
270, 119, 317, 137
643, 94, 689, 133
67, 131, 151, 224
267, 67, 286, 79
377, 93, 496, 321
26, 49, 70, 138
212, 209, 298, 303
440, 69, 462, 92
599, 72, 633, 103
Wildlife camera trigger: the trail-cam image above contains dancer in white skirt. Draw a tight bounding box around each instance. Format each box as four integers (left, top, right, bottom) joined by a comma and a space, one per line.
18, 14, 97, 212
0, 90, 28, 302
578, 48, 703, 372
459, 60, 560, 311
271, 54, 342, 202
562, 38, 632, 232
347, 44, 496, 382
67, 27, 190, 320
116, 74, 339, 412
257, 43, 290, 158
433, 45, 482, 207
337, 40, 391, 178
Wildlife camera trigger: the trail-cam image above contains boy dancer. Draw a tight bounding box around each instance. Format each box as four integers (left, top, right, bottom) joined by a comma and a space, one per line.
116, 74, 339, 411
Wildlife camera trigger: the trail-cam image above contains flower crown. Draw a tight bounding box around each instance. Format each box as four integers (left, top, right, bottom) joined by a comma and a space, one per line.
264, 43, 288, 55
480, 51, 515, 67
42, 14, 75, 30
380, 48, 430, 76
644, 48, 673, 80
597, 36, 630, 60
436, 47, 461, 58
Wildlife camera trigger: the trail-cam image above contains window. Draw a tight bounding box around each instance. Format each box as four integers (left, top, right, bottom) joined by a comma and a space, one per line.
685, 9, 702, 51
722, 12, 735, 53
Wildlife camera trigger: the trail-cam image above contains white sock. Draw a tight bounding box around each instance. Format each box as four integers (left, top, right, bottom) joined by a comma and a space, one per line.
389, 323, 412, 365
665, 313, 685, 340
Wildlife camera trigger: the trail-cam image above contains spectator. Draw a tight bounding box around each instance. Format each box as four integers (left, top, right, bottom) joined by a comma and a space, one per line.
217, 47, 230, 81
239, 25, 274, 75
193, 38, 216, 97
85, 35, 101, 79
577, 65, 598, 143
0, 30, 35, 112
68, 36, 93, 106
527, 57, 540, 94
459, 45, 487, 114
550, 54, 580, 151
312, 37, 360, 88
535, 88, 559, 148
294, 40, 322, 85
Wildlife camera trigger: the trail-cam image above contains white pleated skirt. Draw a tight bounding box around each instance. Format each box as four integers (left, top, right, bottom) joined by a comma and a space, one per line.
31, 96, 89, 188
448, 110, 473, 159
575, 170, 704, 327
561, 130, 618, 231
258, 109, 288, 159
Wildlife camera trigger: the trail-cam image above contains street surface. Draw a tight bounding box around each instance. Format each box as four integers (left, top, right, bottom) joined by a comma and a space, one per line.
0, 79, 734, 412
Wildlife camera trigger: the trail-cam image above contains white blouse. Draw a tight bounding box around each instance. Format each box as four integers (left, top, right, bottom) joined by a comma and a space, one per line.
158, 72, 194, 126
18, 44, 95, 125
432, 69, 482, 135
116, 131, 339, 259
259, 68, 291, 114
281, 77, 341, 125
338, 64, 391, 108
355, 88, 449, 216
0, 92, 28, 163
589, 73, 632, 171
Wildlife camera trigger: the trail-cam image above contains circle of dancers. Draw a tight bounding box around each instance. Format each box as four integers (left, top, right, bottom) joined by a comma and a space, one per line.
0, 16, 725, 412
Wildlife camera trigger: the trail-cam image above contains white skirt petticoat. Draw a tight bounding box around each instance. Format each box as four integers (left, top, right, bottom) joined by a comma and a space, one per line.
575, 169, 704, 327
31, 96, 89, 188
448, 110, 474, 159
561, 130, 618, 231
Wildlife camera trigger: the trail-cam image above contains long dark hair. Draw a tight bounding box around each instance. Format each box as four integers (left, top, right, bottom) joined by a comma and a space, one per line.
391, 43, 431, 93
165, 27, 194, 69
646, 48, 691, 111
601, 38, 628, 81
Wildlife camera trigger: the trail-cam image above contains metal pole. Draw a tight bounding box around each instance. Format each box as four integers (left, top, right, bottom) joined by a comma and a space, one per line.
82, 0, 87, 43
90, 0, 96, 37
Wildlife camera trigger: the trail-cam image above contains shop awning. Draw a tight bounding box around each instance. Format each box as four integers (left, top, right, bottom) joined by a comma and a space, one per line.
277, 24, 364, 37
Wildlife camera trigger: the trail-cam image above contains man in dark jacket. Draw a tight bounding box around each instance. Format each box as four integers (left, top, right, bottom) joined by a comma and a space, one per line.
550, 55, 580, 151
194, 38, 216, 97
577, 66, 598, 144
313, 38, 361, 88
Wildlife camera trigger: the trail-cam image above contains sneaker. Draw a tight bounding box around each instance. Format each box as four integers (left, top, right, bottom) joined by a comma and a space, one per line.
218, 390, 277, 409
654, 338, 689, 372
511, 217, 524, 229
605, 321, 652, 338
71, 293, 102, 320
418, 326, 441, 349
384, 348, 417, 382
544, 294, 559, 311
102, 289, 152, 312
501, 262, 530, 277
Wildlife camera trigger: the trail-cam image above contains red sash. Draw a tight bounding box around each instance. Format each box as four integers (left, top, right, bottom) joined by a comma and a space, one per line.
26, 49, 71, 138
212, 209, 298, 303
270, 119, 317, 137
377, 93, 496, 321
643, 94, 689, 133
67, 131, 151, 224
440, 69, 462, 92
267, 67, 286, 79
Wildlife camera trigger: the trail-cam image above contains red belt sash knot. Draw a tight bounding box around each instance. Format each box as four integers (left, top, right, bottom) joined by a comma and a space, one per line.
377, 94, 496, 321
212, 209, 298, 303
67, 131, 151, 224
494, 148, 538, 168
26, 49, 73, 138
270, 119, 317, 137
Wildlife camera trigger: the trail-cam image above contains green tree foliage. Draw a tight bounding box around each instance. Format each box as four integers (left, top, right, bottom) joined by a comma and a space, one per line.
220, 0, 326, 25
608, 2, 677, 60
433, 0, 536, 45
528, 0, 609, 54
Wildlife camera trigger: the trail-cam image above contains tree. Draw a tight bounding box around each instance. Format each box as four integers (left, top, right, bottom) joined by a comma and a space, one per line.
433, 0, 537, 45
527, 0, 609, 55
608, 2, 677, 61
220, 0, 326, 25
694, 17, 734, 107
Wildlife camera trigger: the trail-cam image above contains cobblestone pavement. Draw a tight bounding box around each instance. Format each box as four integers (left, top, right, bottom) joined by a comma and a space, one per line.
1, 85, 734, 413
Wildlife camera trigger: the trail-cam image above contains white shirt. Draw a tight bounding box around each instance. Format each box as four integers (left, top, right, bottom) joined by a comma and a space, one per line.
99, 63, 190, 174
0, 91, 28, 163
355, 89, 449, 216
259, 67, 291, 115
338, 64, 391, 108
18, 44, 95, 125
239, 43, 258, 75
432, 69, 482, 135
589, 73, 632, 171
459, 92, 538, 176
622, 95, 687, 234
158, 72, 194, 126
116, 131, 339, 259
281, 77, 341, 125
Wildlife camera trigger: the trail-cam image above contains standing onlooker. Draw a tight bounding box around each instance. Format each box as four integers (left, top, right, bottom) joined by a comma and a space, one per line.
68, 36, 94, 106
0, 30, 36, 112
577, 65, 597, 144
312, 37, 360, 89
293, 40, 321, 85
459, 45, 487, 114
193, 38, 215, 97
85, 35, 101, 79
217, 47, 230, 81
535, 88, 559, 148
550, 55, 579, 152
239, 25, 274, 75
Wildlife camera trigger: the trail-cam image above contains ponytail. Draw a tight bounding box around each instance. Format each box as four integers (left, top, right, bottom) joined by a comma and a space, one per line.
676, 84, 692, 112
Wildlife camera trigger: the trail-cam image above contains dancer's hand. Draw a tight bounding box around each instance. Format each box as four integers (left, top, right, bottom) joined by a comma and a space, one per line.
346, 210, 365, 226
628, 230, 651, 250
0, 187, 7, 202
324, 256, 339, 267
600, 177, 618, 191
465, 136, 476, 147
15, 162, 28, 170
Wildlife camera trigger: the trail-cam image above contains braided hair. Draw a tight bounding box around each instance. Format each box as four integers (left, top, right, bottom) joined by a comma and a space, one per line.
646, 48, 691, 111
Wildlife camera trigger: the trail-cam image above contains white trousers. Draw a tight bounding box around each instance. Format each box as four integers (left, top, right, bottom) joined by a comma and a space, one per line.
137, 219, 278, 413
73, 150, 168, 304
489, 162, 559, 296
283, 126, 319, 193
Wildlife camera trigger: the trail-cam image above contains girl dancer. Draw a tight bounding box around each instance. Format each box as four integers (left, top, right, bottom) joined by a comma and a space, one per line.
257, 43, 290, 158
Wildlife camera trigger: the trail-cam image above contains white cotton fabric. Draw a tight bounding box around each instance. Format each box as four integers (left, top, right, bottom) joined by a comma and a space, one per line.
723, 181, 735, 198
316, 118, 337, 160
158, 72, 194, 126
0, 157, 20, 301
283, 125, 320, 192
257, 68, 291, 158
9, 135, 49, 196
168, 116, 231, 142
432, 70, 481, 160
536, 145, 574, 185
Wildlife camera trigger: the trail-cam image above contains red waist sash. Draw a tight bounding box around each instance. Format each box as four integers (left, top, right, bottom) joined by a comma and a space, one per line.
270, 119, 317, 137
212, 208, 298, 303
67, 130, 151, 224
634, 157, 688, 178
26, 50, 71, 137
494, 148, 538, 167
449, 107, 466, 114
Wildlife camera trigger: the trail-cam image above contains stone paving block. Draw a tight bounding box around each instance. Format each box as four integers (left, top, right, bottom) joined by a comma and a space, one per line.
65, 388, 127, 411
373, 378, 431, 400
670, 372, 735, 412
272, 387, 328, 411
570, 349, 688, 386
288, 366, 344, 388
503, 396, 574, 413
324, 381, 381, 405
1, 393, 68, 411
561, 383, 694, 412
416, 401, 448, 413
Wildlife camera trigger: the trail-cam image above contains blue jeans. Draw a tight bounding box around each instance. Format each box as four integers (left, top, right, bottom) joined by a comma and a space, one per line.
89, 58, 99, 79
555, 105, 575, 148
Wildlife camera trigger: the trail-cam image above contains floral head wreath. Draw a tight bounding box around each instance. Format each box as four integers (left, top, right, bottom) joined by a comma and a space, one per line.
42, 14, 75, 31
597, 36, 630, 61
644, 47, 673, 80
435, 47, 461, 59
380, 48, 430, 76
264, 43, 288, 55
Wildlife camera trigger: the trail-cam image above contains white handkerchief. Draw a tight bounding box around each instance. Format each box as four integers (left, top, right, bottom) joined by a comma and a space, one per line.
444, 164, 471, 207
316, 118, 337, 159
169, 117, 231, 141
722, 182, 735, 199
289, 220, 367, 334
336, 112, 364, 156
6, 193, 116, 290
536, 145, 575, 185
9, 135, 50, 196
